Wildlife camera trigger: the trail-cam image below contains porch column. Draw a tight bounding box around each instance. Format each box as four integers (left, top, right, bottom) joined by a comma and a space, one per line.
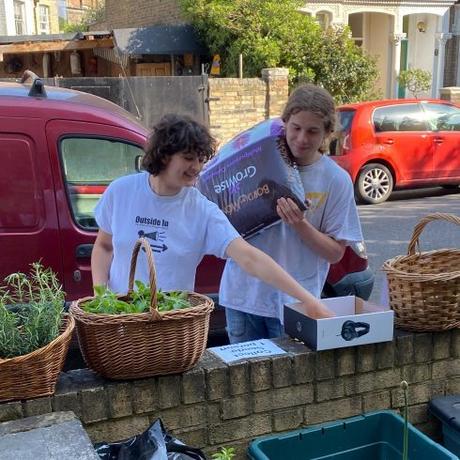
433, 32, 452, 97
390, 33, 406, 98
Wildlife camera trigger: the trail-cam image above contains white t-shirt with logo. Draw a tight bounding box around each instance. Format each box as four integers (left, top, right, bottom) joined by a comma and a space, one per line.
95, 172, 240, 294
219, 155, 363, 322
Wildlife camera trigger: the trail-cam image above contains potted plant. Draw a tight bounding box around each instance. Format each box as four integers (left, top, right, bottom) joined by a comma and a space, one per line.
0, 262, 75, 402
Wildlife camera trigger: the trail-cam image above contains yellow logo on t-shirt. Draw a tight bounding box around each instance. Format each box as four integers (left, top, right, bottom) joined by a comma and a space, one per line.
305, 192, 327, 212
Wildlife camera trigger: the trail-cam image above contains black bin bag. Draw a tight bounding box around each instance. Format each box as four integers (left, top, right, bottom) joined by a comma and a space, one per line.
197, 118, 306, 239
94, 418, 207, 460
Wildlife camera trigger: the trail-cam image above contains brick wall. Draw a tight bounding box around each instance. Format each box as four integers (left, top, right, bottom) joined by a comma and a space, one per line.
104, 0, 184, 29
1, 331, 459, 459
209, 68, 289, 146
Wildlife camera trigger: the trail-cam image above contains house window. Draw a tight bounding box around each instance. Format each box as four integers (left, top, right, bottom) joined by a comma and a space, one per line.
13, 1, 25, 35
348, 13, 364, 47
316, 11, 332, 31
39, 5, 50, 34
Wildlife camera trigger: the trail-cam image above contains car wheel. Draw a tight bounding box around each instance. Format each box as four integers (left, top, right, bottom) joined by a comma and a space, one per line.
355, 163, 394, 204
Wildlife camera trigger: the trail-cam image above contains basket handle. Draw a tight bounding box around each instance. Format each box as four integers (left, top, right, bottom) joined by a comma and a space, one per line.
407, 213, 460, 255
127, 237, 161, 320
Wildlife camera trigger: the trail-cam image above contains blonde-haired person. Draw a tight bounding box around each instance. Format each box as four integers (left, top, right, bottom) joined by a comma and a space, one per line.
91, 113, 334, 320
219, 84, 363, 343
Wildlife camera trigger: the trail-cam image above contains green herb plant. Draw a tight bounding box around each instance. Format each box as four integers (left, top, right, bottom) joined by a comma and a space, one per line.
211, 446, 236, 460
0, 262, 65, 359
82, 280, 191, 315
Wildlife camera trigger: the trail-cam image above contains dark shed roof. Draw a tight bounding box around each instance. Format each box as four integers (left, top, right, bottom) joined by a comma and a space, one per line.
113, 24, 207, 55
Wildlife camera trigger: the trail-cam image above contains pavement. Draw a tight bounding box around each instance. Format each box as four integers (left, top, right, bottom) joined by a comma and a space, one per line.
0, 411, 99, 460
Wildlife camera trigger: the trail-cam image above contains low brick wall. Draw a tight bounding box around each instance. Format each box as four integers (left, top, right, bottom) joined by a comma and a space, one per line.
1, 330, 459, 459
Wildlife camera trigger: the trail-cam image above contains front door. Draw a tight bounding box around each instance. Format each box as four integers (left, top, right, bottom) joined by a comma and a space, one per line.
46, 120, 146, 300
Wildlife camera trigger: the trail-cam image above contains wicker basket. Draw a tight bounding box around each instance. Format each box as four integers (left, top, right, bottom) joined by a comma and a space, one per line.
382, 213, 460, 332
0, 314, 75, 402
70, 238, 214, 380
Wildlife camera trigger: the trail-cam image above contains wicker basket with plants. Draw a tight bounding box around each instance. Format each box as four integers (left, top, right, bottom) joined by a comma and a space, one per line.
0, 262, 75, 402
70, 237, 214, 380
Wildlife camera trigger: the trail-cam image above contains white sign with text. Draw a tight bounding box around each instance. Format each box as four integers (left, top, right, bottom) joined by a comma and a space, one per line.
209, 339, 287, 363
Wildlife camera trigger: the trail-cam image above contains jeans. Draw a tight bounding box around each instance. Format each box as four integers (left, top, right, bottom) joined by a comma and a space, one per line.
225, 308, 284, 344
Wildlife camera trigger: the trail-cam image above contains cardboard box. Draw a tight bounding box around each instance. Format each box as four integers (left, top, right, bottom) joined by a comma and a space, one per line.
284, 295, 394, 351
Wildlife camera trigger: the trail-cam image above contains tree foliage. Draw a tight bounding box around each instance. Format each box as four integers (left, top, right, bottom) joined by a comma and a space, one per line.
179, 0, 379, 103
60, 3, 105, 33
397, 68, 432, 98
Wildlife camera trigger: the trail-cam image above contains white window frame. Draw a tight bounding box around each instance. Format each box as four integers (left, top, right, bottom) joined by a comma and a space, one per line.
39, 5, 50, 34
13, 1, 26, 36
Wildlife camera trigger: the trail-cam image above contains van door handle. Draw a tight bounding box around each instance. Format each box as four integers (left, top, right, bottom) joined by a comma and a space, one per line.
433, 137, 444, 144
383, 139, 394, 145
76, 244, 93, 258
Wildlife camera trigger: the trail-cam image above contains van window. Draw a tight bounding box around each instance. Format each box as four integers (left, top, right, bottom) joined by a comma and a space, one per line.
373, 104, 428, 132
0, 135, 42, 230
60, 137, 144, 229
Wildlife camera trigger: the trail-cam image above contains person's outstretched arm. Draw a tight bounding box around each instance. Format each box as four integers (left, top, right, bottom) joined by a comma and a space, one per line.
226, 237, 334, 319
91, 229, 114, 288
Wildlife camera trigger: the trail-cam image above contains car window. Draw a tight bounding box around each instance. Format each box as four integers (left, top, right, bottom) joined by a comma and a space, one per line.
421, 102, 460, 131
373, 104, 428, 132
338, 110, 355, 133
60, 137, 144, 229
329, 109, 355, 156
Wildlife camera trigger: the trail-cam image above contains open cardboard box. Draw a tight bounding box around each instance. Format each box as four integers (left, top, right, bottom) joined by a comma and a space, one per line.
284, 295, 394, 351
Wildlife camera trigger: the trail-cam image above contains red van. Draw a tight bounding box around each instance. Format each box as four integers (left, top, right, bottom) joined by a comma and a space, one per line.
0, 73, 373, 321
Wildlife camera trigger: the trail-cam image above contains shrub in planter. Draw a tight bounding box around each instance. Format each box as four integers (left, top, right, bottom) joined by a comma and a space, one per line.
0, 263, 75, 402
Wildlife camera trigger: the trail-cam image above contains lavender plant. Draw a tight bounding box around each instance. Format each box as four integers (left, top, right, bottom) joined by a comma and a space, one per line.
0, 263, 65, 359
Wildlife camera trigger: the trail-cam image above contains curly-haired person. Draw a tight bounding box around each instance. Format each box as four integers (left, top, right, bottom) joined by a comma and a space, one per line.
91, 113, 333, 320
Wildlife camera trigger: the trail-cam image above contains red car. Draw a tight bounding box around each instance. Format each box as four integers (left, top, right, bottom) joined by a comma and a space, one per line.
329, 99, 460, 204
0, 73, 373, 342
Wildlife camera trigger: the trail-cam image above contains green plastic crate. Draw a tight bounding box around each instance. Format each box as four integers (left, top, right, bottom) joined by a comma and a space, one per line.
248, 411, 459, 460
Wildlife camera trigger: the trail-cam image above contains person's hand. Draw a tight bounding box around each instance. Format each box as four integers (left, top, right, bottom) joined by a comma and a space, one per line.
302, 299, 335, 319
276, 197, 308, 225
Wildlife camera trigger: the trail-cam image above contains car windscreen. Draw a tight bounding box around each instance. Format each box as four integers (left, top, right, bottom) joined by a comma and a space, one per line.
338, 110, 355, 133
329, 109, 355, 156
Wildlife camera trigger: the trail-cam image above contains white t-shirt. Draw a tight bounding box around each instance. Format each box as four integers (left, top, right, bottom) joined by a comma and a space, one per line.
219, 155, 363, 321
95, 172, 240, 294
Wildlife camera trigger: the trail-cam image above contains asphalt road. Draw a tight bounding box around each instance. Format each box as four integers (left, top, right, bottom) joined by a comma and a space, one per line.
359, 186, 460, 304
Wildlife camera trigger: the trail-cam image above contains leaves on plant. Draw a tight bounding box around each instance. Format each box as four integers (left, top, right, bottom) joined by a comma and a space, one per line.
82, 281, 192, 315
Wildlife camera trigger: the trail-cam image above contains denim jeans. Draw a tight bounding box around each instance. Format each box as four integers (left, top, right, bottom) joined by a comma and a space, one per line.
225, 308, 284, 344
